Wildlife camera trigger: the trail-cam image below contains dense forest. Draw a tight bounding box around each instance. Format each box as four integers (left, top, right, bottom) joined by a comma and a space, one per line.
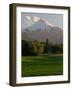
22, 39, 63, 56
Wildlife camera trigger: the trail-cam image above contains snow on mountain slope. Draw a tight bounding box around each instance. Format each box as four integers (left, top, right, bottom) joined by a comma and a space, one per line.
22, 17, 63, 44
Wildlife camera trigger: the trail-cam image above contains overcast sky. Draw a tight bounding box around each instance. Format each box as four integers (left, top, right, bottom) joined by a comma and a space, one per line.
21, 12, 63, 30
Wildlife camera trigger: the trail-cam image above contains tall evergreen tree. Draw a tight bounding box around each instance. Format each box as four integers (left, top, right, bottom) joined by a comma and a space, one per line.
43, 39, 50, 54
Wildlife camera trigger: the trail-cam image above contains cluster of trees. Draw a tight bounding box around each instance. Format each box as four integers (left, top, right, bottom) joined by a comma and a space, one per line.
22, 39, 63, 56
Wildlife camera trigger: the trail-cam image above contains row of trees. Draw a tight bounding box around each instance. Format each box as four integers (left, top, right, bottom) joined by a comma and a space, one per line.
22, 39, 63, 56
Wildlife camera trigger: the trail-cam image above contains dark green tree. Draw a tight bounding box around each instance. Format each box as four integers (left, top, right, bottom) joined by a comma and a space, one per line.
51, 44, 63, 54
43, 39, 50, 54
22, 40, 38, 56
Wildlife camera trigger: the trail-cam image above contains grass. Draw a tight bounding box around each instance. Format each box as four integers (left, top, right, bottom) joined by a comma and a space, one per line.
21, 54, 63, 77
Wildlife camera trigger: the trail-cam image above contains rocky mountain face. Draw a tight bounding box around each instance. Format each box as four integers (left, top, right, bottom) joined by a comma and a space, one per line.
22, 18, 63, 44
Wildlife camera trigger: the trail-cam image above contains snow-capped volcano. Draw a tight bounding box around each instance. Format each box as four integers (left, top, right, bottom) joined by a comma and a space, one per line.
22, 17, 63, 44
26, 19, 54, 31
26, 16, 40, 22
22, 17, 55, 31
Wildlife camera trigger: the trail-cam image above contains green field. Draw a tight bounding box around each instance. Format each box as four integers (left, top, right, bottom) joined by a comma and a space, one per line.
22, 54, 63, 77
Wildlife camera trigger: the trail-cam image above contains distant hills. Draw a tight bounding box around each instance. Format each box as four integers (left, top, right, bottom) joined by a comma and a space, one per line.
22, 17, 63, 44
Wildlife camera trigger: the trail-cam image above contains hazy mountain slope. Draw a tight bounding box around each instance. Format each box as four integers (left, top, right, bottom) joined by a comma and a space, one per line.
22, 18, 63, 44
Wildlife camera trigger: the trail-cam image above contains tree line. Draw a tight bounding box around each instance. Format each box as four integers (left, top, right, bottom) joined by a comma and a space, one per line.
22, 39, 63, 56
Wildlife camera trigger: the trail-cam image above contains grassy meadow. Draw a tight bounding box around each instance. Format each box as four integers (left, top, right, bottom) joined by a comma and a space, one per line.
21, 54, 63, 77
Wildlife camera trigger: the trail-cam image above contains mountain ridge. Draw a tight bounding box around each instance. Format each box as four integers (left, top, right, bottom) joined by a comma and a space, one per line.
22, 18, 63, 44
